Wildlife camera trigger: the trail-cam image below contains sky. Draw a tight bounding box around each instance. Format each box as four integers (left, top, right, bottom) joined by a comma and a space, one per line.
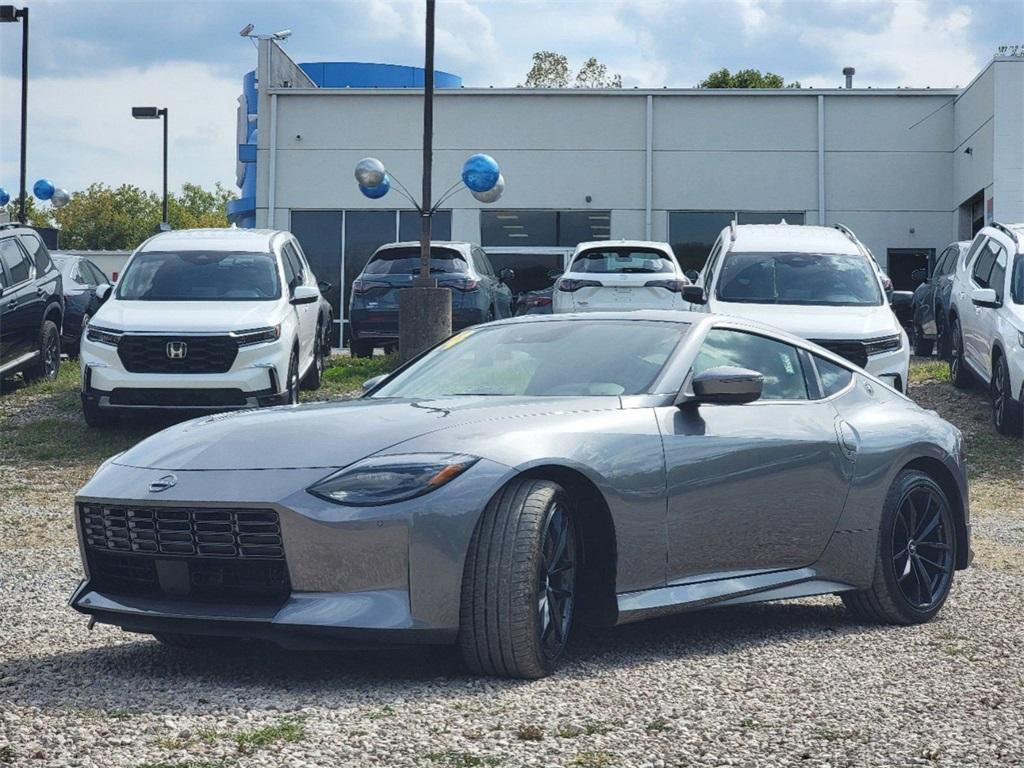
0, 0, 1021, 199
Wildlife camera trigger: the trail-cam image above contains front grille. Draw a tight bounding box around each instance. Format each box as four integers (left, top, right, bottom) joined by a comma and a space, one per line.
809, 339, 868, 368
109, 388, 247, 407
117, 335, 238, 374
81, 504, 284, 558
80, 504, 289, 603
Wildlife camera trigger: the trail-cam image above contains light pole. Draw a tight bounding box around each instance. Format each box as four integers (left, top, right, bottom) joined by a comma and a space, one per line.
131, 106, 169, 230
353, 1, 504, 361
1, 5, 29, 224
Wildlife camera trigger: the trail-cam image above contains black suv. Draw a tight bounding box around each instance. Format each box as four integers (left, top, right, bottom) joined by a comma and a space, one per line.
0, 224, 64, 384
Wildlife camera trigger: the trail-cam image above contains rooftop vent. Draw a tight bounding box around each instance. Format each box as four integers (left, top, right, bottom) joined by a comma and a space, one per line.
843, 67, 855, 89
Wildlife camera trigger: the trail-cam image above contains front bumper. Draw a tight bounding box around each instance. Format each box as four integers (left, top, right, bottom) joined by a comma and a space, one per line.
69, 459, 513, 645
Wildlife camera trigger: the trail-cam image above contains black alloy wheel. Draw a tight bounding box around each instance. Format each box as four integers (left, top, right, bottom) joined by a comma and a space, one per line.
890, 484, 955, 611
948, 319, 971, 388
537, 500, 576, 666
24, 320, 61, 383
992, 354, 1023, 436
286, 349, 300, 405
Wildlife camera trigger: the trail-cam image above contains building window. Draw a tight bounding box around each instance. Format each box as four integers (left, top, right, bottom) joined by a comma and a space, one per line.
669, 211, 806, 272
399, 210, 452, 242
480, 210, 611, 247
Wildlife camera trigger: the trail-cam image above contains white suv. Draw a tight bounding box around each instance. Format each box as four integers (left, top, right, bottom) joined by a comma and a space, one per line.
684, 223, 910, 392
947, 222, 1024, 436
552, 240, 690, 313
80, 229, 331, 427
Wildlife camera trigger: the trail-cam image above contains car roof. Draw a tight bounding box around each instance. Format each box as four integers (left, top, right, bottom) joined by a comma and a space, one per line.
573, 240, 674, 253
137, 228, 286, 253
377, 241, 474, 254
730, 224, 862, 256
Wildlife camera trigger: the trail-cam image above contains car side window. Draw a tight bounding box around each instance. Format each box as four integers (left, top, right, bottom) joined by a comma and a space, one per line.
473, 247, 494, 276
281, 248, 297, 289
812, 355, 854, 397
85, 262, 109, 285
962, 237, 985, 273
936, 247, 955, 276
989, 243, 1008, 303
283, 244, 305, 285
0, 238, 32, 286
19, 234, 52, 273
77, 262, 98, 287
971, 239, 996, 288
692, 328, 808, 401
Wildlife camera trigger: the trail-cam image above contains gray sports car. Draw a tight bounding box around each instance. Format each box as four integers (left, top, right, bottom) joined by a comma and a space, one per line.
70, 311, 971, 679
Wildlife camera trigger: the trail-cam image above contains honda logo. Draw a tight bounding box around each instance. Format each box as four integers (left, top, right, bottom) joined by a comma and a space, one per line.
166, 341, 188, 359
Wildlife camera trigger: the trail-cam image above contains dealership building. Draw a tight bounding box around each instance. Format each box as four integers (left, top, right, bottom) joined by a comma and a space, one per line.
229, 40, 1024, 342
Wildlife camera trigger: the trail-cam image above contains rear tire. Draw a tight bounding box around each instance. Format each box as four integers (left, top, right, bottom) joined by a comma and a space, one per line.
842, 470, 956, 625
992, 354, 1023, 437
350, 338, 374, 358
912, 324, 934, 357
82, 397, 116, 428
23, 320, 60, 384
936, 315, 951, 360
459, 479, 577, 679
948, 318, 972, 389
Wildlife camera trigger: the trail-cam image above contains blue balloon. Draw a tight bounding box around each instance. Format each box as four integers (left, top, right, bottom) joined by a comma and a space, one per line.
33, 179, 55, 200
0, 188, 9, 207
359, 174, 390, 199
462, 153, 500, 193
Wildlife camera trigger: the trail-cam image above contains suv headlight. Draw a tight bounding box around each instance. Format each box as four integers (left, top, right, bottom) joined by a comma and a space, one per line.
85, 326, 122, 346
864, 334, 903, 356
308, 453, 479, 507
234, 325, 281, 347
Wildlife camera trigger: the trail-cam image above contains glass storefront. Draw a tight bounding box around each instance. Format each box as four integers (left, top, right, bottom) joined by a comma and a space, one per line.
480, 210, 611, 247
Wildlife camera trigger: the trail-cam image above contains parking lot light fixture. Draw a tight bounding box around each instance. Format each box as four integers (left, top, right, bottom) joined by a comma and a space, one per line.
132, 106, 169, 229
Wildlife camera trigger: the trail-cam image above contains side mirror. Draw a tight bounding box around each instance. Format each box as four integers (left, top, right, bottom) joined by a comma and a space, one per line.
318, 279, 333, 294
499, 267, 516, 284
682, 285, 707, 305
910, 268, 928, 283
890, 290, 914, 309
95, 284, 112, 302
679, 366, 764, 406
971, 287, 1000, 308
684, 269, 700, 283
362, 373, 387, 393
291, 285, 319, 305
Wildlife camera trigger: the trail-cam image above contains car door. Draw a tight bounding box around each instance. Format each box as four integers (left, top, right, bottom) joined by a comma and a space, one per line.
283, 241, 317, 365
657, 326, 851, 582
965, 238, 1005, 378
0, 237, 41, 362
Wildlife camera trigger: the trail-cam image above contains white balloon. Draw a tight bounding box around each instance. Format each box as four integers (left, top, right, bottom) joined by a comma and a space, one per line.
471, 173, 505, 204
51, 188, 71, 209
354, 157, 386, 188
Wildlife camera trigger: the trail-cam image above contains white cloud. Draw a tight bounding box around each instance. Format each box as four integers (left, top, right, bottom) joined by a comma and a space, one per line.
0, 62, 239, 197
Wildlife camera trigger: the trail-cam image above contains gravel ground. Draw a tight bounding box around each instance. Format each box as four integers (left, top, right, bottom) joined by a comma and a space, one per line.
1, 363, 1023, 767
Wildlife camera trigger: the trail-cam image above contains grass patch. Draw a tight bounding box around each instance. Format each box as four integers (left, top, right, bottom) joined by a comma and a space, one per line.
424, 750, 500, 767
645, 717, 670, 733
909, 358, 950, 384
320, 354, 398, 396
233, 716, 306, 755
2, 416, 152, 464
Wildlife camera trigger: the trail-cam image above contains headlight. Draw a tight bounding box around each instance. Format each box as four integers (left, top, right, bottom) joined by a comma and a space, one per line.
85, 326, 122, 346
234, 325, 281, 347
864, 334, 903, 356
308, 453, 479, 507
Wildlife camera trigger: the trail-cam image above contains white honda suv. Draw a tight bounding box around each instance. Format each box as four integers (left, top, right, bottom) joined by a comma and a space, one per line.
684, 222, 910, 392
552, 240, 690, 313
80, 229, 330, 427
947, 222, 1024, 436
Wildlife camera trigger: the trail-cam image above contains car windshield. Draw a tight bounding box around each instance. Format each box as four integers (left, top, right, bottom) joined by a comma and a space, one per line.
371, 319, 689, 398
116, 251, 280, 301
716, 251, 882, 306
570, 248, 675, 274
1012, 254, 1024, 304
363, 247, 469, 276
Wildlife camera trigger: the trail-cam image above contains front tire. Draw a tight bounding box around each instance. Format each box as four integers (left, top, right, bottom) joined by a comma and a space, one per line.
459, 479, 577, 679
301, 323, 326, 391
283, 348, 300, 405
992, 354, 1023, 437
948, 318, 972, 388
912, 323, 934, 357
82, 397, 117, 428
23, 320, 61, 384
842, 470, 956, 625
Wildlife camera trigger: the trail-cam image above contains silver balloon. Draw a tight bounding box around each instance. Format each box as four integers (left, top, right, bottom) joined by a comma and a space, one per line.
50, 188, 71, 209
354, 157, 386, 188
471, 173, 505, 203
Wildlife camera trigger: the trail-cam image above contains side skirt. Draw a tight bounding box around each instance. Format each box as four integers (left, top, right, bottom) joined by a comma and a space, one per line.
615, 567, 857, 625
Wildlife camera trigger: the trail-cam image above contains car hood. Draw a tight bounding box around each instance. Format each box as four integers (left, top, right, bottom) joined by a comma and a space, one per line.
92, 298, 282, 333
111, 396, 619, 471
712, 301, 899, 340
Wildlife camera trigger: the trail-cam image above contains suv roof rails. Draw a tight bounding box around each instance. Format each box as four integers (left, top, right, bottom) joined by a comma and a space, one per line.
990, 221, 1021, 245
832, 222, 859, 243
0, 221, 26, 231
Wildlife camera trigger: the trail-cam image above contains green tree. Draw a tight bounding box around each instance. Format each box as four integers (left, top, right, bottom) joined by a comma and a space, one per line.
699, 68, 801, 89
51, 182, 236, 250
2, 195, 54, 228
522, 51, 622, 88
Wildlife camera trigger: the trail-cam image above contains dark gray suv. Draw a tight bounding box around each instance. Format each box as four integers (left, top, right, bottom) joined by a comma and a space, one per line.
348, 241, 514, 356
0, 224, 64, 385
